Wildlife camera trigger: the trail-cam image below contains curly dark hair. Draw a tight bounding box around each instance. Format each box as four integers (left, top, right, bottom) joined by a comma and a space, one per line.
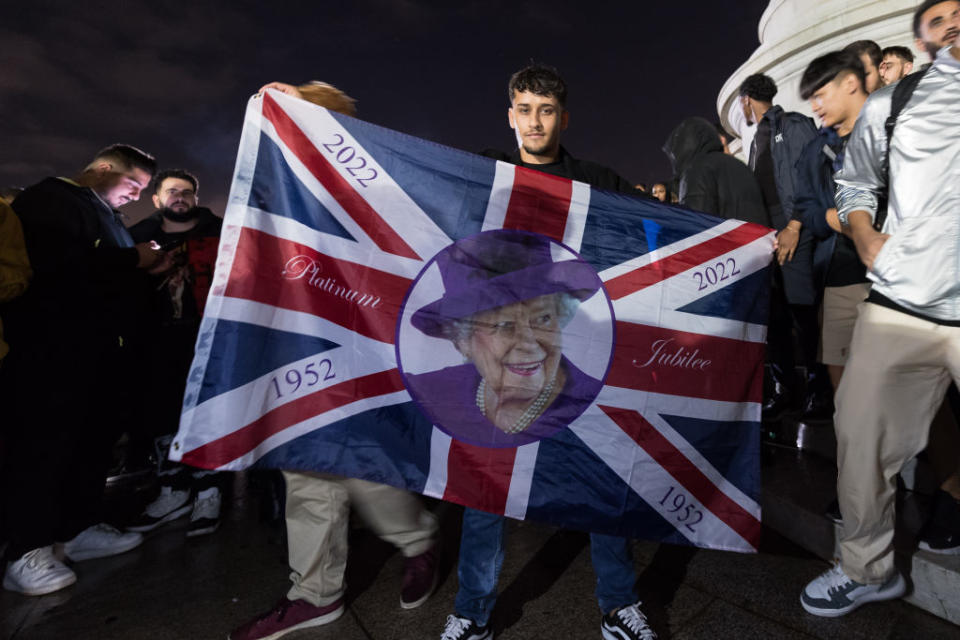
508, 63, 568, 107
738, 74, 778, 103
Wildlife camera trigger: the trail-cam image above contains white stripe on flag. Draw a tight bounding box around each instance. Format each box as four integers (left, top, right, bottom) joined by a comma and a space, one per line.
597, 219, 745, 282
504, 441, 540, 520
561, 181, 590, 253
569, 406, 757, 552
175, 304, 397, 462
242, 206, 424, 280
423, 427, 453, 499
219, 389, 412, 470
211, 296, 397, 356
481, 161, 515, 232
611, 234, 773, 343
267, 90, 453, 260
259, 116, 381, 251
593, 386, 760, 522
183, 96, 265, 414
597, 386, 759, 424
620, 313, 767, 344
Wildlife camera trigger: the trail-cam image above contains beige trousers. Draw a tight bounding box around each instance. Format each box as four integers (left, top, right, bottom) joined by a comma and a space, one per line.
283, 471, 438, 606
836, 303, 960, 583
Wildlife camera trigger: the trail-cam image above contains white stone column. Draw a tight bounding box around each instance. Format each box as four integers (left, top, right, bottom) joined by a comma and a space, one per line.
717, 0, 923, 160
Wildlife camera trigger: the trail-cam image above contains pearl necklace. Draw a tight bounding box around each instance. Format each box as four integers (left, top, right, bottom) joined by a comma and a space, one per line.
476, 376, 557, 434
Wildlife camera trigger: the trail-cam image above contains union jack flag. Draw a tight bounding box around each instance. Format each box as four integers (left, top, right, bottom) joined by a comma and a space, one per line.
170, 90, 774, 553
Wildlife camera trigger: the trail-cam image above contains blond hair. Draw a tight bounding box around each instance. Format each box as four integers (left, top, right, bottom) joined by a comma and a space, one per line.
297, 81, 357, 116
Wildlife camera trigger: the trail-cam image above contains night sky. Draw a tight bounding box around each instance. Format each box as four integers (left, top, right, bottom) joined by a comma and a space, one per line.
2, 1, 770, 222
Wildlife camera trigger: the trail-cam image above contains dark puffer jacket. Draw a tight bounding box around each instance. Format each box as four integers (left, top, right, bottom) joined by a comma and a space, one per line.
663, 117, 770, 227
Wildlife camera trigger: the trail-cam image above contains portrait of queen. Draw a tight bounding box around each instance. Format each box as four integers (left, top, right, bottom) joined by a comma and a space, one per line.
399, 230, 613, 449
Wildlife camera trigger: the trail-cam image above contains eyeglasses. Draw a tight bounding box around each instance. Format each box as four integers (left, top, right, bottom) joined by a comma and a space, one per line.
469, 313, 559, 339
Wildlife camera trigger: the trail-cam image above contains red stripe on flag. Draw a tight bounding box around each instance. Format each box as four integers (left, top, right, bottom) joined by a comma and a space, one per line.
442, 440, 518, 514
604, 223, 770, 300
607, 321, 764, 403
598, 405, 761, 549
224, 227, 412, 344
501, 166, 573, 242
182, 369, 407, 469
262, 93, 420, 260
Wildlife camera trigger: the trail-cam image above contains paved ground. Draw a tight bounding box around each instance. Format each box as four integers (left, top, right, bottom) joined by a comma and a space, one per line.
2, 470, 958, 640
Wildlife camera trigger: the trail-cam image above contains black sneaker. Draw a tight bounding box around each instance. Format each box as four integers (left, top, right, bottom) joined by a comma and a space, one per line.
918, 490, 960, 555
601, 602, 657, 640
440, 614, 492, 640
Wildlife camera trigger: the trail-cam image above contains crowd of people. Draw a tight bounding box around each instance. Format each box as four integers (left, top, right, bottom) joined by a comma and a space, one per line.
1, 1, 959, 638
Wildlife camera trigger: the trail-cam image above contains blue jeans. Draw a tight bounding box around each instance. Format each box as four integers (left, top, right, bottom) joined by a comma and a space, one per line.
454, 508, 637, 625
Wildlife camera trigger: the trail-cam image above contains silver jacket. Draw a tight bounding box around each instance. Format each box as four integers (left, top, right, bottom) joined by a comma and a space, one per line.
835, 46, 960, 321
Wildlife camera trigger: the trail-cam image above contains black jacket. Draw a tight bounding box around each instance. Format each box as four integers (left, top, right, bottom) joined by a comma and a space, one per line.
752, 106, 818, 228
5, 177, 143, 348
663, 117, 770, 227
481, 146, 638, 195
129, 207, 223, 245
793, 128, 867, 290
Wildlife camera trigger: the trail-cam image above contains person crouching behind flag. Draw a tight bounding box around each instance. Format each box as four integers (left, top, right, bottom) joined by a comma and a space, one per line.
228, 81, 440, 640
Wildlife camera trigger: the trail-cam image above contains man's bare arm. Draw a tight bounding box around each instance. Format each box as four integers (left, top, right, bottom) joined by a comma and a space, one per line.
845, 210, 889, 269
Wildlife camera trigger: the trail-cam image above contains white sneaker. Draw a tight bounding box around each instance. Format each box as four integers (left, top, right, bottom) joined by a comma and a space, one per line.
63, 523, 143, 561
186, 487, 221, 537
126, 486, 192, 532
3, 546, 77, 596
801, 563, 906, 617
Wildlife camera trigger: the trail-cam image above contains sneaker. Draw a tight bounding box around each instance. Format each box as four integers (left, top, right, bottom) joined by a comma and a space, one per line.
800, 563, 906, 617
3, 546, 77, 596
62, 523, 143, 561
440, 614, 492, 640
187, 487, 221, 537
919, 529, 960, 554
918, 490, 960, 554
228, 597, 344, 640
127, 486, 192, 532
401, 545, 438, 609
601, 602, 657, 640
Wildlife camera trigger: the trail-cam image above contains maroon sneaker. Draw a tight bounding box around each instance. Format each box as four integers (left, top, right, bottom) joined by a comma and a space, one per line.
229, 597, 344, 640
400, 545, 439, 609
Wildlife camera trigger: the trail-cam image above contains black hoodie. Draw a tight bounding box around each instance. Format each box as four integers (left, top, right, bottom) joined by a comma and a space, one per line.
663, 117, 770, 227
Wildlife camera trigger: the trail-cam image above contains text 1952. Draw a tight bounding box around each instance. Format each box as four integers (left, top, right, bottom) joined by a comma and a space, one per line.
659, 485, 704, 533
269, 359, 335, 400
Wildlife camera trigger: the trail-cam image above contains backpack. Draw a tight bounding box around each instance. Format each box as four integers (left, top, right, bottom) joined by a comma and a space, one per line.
875, 67, 929, 230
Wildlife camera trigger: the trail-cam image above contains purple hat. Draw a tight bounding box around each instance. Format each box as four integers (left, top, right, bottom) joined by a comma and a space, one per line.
411, 230, 602, 338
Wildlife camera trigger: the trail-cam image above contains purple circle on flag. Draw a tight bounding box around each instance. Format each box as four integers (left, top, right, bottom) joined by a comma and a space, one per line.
396, 230, 615, 449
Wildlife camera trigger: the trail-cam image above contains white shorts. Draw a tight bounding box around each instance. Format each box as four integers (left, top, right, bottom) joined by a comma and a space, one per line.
819, 282, 871, 366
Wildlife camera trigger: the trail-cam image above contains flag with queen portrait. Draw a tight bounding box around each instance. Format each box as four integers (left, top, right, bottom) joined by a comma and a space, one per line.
170, 89, 774, 552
